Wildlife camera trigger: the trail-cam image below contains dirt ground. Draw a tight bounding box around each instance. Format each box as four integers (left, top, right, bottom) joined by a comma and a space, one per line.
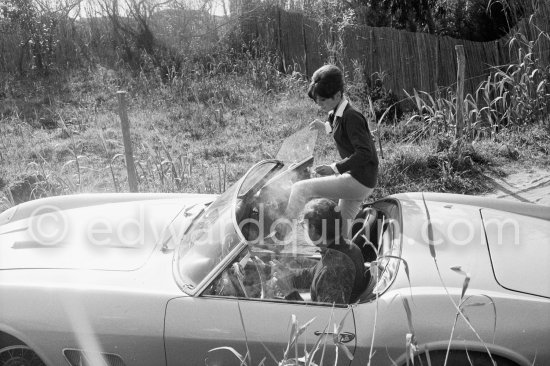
484, 167, 550, 206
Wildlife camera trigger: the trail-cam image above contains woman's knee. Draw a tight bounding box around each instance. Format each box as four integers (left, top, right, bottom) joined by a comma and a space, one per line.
291, 180, 312, 197
338, 200, 363, 220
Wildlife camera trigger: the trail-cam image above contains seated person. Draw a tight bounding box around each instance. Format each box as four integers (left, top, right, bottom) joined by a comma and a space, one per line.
275, 198, 368, 304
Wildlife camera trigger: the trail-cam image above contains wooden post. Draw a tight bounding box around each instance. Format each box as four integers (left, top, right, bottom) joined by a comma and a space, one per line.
302, 15, 309, 76
435, 38, 440, 93
116, 91, 138, 192
455, 45, 465, 143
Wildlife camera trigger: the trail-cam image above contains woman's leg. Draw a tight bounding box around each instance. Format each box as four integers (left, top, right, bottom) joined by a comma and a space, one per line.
339, 191, 372, 238
285, 174, 372, 227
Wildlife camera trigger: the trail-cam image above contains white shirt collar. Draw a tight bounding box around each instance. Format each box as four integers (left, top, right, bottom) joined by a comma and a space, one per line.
334, 97, 348, 118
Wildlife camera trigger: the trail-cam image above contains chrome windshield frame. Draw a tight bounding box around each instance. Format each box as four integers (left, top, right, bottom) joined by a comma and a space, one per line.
173, 160, 282, 296
370, 198, 404, 299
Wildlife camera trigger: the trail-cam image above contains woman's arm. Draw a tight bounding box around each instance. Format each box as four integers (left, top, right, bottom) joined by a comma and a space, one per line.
334, 110, 377, 174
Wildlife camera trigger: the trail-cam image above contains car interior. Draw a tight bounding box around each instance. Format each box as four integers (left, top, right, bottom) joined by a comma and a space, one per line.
203, 158, 400, 305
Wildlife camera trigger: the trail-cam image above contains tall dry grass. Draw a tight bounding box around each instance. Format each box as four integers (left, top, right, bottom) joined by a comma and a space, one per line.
0, 43, 320, 208
1, 4, 549, 210
402, 19, 549, 141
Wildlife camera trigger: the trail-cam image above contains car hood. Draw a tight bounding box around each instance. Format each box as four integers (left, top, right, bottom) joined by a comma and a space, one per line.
0, 193, 216, 271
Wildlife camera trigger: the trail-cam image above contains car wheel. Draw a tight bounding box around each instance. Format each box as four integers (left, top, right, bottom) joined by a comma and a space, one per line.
0, 345, 46, 366
414, 349, 520, 366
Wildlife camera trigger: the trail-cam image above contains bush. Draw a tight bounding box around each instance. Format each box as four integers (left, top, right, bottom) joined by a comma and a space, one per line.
475, 32, 550, 129
363, 71, 402, 124
402, 24, 549, 142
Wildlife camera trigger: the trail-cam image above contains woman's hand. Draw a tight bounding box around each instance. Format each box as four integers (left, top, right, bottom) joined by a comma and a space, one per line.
314, 165, 336, 176
309, 119, 326, 132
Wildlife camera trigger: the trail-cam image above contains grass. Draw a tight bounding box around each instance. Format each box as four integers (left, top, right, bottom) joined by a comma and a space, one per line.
0, 55, 545, 366
0, 71, 548, 210
1, 20, 549, 211
0, 67, 313, 211
0, 5, 547, 365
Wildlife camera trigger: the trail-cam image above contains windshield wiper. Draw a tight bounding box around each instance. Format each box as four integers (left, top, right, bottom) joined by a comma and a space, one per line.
182, 206, 206, 236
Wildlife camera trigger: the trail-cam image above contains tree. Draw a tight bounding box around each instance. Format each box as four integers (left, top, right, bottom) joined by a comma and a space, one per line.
305, 0, 356, 69
88, 0, 224, 76
2, 0, 81, 74
350, 0, 437, 34
346, 0, 526, 41
93, 0, 168, 58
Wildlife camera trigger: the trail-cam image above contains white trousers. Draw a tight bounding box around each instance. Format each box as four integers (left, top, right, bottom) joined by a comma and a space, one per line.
285, 173, 373, 238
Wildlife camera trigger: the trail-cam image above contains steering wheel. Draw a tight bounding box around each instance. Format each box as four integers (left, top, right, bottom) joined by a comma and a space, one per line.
229, 255, 300, 300
265, 259, 296, 299
229, 256, 269, 299
227, 262, 248, 298
251, 256, 268, 299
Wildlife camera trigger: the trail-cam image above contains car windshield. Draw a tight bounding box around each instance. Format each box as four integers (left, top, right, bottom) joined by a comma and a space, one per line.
174, 127, 318, 293
173, 177, 243, 291
275, 127, 318, 163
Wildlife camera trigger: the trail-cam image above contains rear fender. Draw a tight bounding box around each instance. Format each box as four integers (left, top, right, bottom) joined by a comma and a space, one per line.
393, 340, 531, 366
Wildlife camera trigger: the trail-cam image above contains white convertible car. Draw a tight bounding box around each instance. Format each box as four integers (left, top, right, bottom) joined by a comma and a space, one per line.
0, 128, 549, 366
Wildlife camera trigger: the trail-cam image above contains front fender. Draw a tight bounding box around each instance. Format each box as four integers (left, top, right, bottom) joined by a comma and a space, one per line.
0, 323, 54, 366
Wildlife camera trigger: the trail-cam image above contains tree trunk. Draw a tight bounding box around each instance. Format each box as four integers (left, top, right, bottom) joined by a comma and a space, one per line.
32, 41, 44, 72
18, 42, 28, 76
420, 0, 436, 33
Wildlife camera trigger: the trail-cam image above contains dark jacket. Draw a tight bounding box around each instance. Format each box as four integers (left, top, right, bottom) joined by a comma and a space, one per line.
329, 103, 379, 188
292, 240, 367, 304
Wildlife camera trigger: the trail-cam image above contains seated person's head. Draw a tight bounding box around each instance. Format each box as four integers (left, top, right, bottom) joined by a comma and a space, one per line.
301, 198, 342, 247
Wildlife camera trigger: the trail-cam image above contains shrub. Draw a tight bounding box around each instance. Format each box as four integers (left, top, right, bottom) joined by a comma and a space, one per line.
7, 174, 57, 204
475, 31, 550, 130
362, 71, 402, 124
404, 23, 549, 141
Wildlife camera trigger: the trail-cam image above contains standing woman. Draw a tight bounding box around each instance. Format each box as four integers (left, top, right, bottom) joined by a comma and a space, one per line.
284, 64, 379, 239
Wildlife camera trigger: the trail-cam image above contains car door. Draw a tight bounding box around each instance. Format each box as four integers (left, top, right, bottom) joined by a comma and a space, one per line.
237, 299, 355, 366
164, 246, 357, 366
164, 295, 246, 365
164, 296, 355, 366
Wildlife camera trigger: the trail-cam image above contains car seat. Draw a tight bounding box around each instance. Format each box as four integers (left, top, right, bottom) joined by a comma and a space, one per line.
351, 206, 378, 262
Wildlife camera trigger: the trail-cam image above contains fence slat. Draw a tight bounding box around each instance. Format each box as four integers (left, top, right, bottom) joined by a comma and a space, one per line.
238, 3, 549, 100
303, 18, 323, 75
4, 2, 549, 97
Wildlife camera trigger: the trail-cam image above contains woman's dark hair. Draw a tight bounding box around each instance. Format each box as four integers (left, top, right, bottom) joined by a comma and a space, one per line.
302, 198, 342, 241
307, 65, 345, 101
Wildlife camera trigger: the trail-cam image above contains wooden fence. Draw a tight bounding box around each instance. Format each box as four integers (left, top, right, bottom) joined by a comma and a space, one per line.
239, 2, 550, 99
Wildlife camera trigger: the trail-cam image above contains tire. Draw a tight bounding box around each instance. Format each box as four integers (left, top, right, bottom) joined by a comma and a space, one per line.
414, 349, 519, 366
0, 345, 46, 366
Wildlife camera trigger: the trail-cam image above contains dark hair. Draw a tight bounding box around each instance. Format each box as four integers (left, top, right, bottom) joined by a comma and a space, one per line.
307, 65, 344, 101
302, 198, 342, 241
